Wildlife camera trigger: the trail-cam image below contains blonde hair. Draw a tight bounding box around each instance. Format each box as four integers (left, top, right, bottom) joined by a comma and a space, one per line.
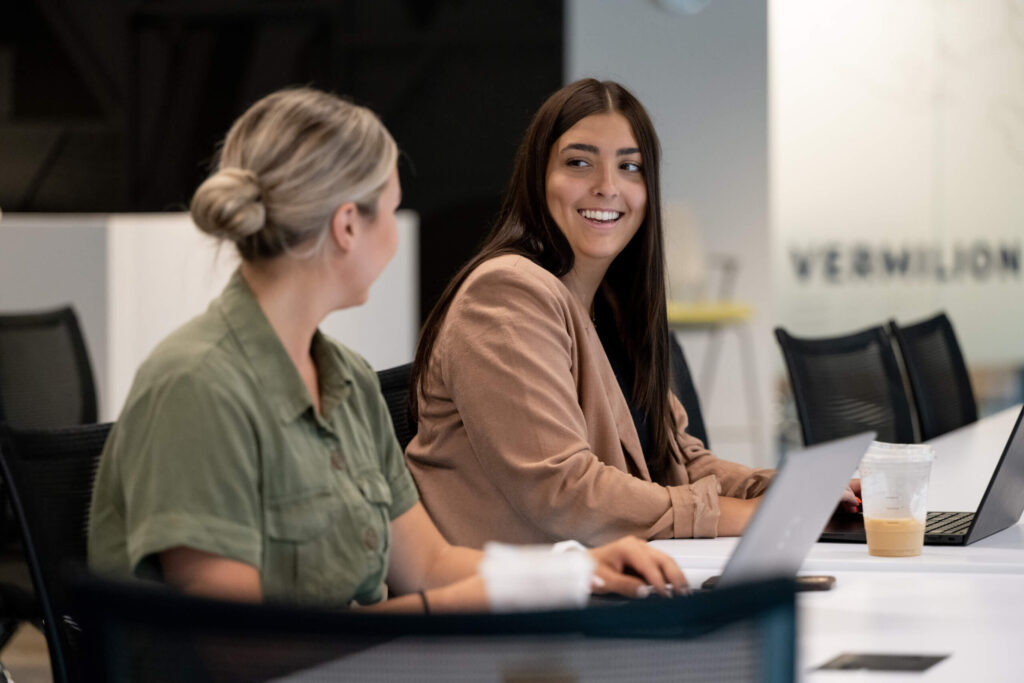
190, 87, 398, 261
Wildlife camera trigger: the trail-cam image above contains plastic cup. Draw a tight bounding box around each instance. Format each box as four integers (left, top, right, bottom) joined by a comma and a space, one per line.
859, 441, 935, 557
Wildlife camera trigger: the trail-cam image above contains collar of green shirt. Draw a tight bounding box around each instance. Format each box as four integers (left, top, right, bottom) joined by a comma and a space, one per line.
215, 270, 353, 424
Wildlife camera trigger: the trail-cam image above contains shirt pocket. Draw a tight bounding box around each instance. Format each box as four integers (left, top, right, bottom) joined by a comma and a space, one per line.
354, 470, 393, 510
352, 469, 393, 556
263, 490, 339, 600
266, 490, 332, 541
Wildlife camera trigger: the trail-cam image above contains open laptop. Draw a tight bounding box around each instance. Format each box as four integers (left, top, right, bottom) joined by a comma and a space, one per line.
821, 405, 1024, 546
709, 431, 875, 589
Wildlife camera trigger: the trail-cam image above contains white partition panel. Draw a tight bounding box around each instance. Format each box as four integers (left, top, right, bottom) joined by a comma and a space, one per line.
1, 212, 419, 421
0, 214, 110, 412
106, 213, 239, 421
771, 0, 1024, 367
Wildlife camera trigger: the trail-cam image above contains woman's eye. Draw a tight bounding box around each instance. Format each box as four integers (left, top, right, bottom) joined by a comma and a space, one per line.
621, 161, 642, 173
566, 158, 590, 168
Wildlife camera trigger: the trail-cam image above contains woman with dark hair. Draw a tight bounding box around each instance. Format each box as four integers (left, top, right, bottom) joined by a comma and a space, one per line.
406, 79, 777, 548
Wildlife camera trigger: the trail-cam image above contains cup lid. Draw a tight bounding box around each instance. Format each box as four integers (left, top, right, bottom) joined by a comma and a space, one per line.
861, 441, 935, 463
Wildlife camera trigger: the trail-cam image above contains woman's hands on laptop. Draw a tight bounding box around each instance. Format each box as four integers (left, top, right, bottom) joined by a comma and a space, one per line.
588, 536, 689, 598
838, 478, 862, 514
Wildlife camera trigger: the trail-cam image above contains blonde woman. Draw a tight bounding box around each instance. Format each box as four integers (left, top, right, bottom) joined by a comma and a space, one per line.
87, 87, 687, 610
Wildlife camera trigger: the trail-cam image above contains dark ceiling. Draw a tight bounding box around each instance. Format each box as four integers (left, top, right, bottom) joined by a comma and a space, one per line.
0, 0, 563, 318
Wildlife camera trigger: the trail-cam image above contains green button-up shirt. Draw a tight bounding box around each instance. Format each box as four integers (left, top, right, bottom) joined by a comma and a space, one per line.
88, 271, 418, 605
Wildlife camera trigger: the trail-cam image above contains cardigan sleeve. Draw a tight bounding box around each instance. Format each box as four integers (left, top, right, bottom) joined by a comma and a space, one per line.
667, 392, 774, 504
438, 260, 747, 544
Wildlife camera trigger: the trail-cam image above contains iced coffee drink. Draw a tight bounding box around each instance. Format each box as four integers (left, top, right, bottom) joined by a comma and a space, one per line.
863, 517, 926, 557
859, 442, 934, 558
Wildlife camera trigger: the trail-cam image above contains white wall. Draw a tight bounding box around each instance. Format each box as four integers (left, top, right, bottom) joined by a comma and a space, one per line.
0, 214, 110, 408
567, 0, 774, 467
771, 0, 1024, 368
1, 212, 419, 421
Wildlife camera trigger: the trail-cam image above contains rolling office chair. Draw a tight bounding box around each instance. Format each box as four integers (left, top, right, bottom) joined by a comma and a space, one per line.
889, 312, 977, 441
0, 422, 112, 683
0, 306, 100, 672
72, 572, 797, 682
0, 306, 97, 429
669, 335, 710, 448
774, 325, 916, 446
376, 363, 416, 451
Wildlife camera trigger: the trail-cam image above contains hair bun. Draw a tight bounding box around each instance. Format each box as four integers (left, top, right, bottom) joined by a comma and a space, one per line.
190, 167, 266, 240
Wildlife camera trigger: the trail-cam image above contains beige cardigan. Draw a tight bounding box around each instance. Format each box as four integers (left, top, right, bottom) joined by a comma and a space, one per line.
406, 255, 772, 548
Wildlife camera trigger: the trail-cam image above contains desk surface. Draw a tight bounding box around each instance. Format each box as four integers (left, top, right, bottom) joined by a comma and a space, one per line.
800, 570, 1024, 682
653, 405, 1024, 681
276, 410, 1024, 682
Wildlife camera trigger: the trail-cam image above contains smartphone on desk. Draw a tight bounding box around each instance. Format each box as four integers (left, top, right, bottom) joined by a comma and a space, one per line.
701, 575, 836, 592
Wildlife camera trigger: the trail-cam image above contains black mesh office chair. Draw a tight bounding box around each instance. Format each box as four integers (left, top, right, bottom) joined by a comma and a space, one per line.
669, 335, 710, 448
377, 363, 415, 451
72, 572, 797, 682
0, 306, 97, 429
775, 325, 916, 446
0, 422, 112, 683
889, 312, 977, 441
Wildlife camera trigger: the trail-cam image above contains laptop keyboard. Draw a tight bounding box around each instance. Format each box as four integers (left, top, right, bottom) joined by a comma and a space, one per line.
926, 511, 974, 535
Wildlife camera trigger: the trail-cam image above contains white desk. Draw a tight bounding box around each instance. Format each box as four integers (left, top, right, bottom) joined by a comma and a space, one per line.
285, 410, 1024, 682
800, 570, 1024, 681
655, 404, 1024, 575
652, 405, 1024, 681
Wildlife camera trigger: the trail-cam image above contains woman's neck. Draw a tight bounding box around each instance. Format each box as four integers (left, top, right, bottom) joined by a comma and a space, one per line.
560, 260, 609, 318
239, 260, 330, 375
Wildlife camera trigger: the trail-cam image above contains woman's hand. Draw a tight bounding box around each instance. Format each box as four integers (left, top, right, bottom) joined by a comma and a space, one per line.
587, 536, 688, 598
837, 478, 862, 514
717, 496, 762, 536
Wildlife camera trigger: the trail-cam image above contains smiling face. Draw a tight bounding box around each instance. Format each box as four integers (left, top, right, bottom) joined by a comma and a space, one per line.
545, 111, 647, 280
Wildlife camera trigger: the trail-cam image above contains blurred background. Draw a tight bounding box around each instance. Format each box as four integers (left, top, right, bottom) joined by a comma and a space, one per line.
2, 0, 1023, 470
0, 0, 562, 314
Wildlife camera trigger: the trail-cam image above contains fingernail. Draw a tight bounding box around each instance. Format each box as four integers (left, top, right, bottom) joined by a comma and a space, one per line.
635, 585, 652, 599
856, 497, 862, 503
591, 575, 606, 588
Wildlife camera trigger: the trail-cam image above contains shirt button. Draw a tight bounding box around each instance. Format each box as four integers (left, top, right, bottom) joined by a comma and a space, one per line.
363, 528, 378, 550
330, 450, 345, 470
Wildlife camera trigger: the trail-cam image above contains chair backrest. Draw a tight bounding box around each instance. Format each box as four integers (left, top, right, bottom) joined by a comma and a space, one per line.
889, 312, 977, 441
669, 335, 710, 448
774, 325, 916, 446
376, 363, 415, 450
0, 422, 112, 683
0, 306, 97, 428
72, 573, 797, 682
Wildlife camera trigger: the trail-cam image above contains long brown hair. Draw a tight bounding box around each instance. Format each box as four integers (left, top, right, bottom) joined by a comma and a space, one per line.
412, 78, 675, 480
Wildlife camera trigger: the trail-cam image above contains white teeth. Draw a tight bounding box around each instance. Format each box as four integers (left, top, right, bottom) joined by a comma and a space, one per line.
579, 209, 622, 221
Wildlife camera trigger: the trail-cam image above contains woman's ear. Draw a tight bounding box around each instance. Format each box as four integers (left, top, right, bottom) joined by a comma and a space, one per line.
330, 202, 360, 254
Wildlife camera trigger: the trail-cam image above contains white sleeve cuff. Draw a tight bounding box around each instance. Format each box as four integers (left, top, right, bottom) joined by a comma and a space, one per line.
550, 539, 588, 553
